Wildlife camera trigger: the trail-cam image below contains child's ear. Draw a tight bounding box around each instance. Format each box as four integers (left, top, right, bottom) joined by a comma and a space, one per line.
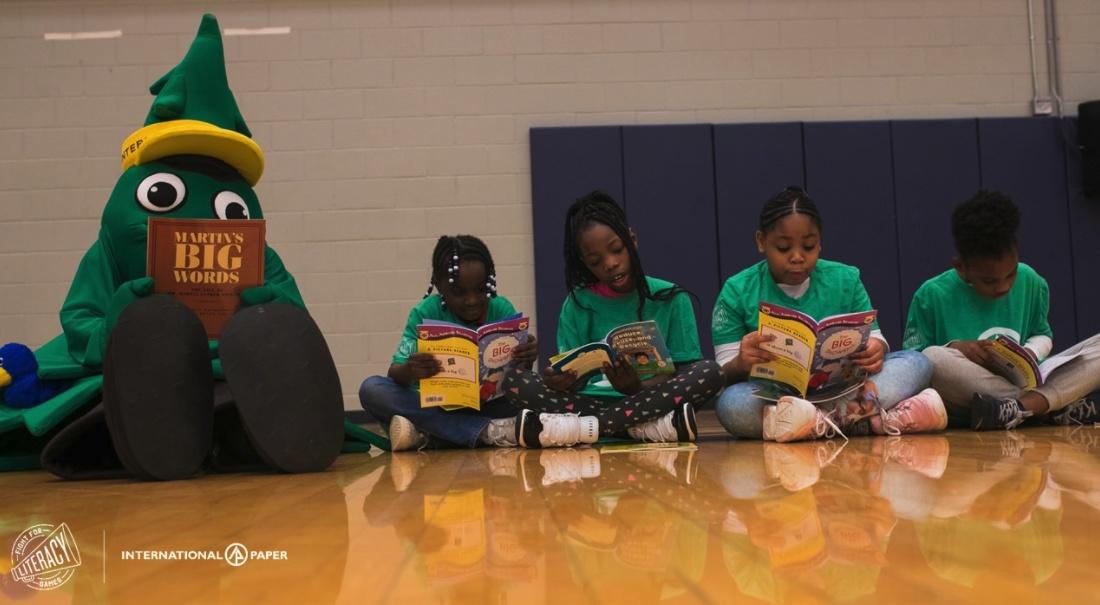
629, 228, 638, 249
754, 230, 766, 253
951, 256, 967, 282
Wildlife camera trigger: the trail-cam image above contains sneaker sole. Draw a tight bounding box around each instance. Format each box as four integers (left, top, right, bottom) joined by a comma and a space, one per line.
516, 409, 539, 448
388, 416, 419, 452
678, 403, 698, 442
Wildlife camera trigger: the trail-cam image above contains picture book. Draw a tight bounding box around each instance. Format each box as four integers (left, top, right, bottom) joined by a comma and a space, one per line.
986, 334, 1081, 390
146, 217, 265, 337
548, 320, 674, 385
598, 441, 698, 453
417, 314, 529, 410
750, 303, 877, 403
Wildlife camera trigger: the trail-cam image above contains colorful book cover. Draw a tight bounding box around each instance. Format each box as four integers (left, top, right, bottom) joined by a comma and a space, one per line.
751, 303, 877, 403
986, 335, 1043, 389
146, 217, 265, 337
417, 314, 529, 410
548, 320, 675, 384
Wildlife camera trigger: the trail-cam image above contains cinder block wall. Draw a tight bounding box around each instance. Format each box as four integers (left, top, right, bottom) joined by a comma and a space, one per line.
1, 0, 1097, 409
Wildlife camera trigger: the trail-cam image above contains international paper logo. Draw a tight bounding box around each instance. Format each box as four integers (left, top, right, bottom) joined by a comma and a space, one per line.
9, 523, 81, 591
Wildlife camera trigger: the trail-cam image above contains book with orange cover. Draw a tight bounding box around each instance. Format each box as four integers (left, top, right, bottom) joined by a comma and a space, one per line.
146, 217, 266, 337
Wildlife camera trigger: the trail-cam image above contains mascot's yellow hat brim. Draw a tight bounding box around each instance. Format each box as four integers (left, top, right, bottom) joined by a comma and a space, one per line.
120, 119, 264, 186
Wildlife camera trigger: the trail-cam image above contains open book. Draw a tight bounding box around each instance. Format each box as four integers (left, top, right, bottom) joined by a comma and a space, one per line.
548, 320, 674, 385
146, 217, 265, 337
418, 314, 529, 410
986, 335, 1081, 390
750, 303, 877, 403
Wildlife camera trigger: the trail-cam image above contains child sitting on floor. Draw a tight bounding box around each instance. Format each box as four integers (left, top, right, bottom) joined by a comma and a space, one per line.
903, 190, 1100, 430
359, 235, 599, 450
712, 186, 943, 442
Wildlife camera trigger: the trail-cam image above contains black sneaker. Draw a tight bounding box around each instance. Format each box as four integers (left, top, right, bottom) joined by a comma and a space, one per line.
970, 393, 1032, 431
625, 402, 698, 442
1049, 394, 1100, 425
515, 409, 599, 448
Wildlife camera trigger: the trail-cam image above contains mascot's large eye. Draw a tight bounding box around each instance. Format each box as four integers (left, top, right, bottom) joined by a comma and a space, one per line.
136, 173, 187, 212
213, 191, 250, 220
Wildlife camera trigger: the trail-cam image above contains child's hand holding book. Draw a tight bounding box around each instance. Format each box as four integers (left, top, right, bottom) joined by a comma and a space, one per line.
602, 357, 643, 395
948, 340, 996, 369
406, 353, 444, 379
541, 366, 579, 392
511, 334, 539, 369
849, 337, 885, 374
734, 332, 778, 374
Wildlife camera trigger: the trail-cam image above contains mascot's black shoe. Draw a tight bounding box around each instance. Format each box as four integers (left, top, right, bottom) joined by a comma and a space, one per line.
103, 296, 214, 481
40, 404, 130, 480
219, 303, 343, 474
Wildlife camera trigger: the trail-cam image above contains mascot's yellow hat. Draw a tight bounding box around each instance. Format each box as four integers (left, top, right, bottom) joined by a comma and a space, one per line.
120, 14, 264, 185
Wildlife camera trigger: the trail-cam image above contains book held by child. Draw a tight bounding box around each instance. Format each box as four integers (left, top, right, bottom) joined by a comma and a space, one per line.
418, 314, 529, 410
985, 334, 1081, 390
548, 320, 674, 384
750, 303, 877, 403
146, 217, 266, 337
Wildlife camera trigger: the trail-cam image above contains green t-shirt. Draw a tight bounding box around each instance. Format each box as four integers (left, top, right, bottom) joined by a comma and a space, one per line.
902, 263, 1052, 352
557, 276, 702, 398
710, 259, 879, 347
392, 294, 518, 365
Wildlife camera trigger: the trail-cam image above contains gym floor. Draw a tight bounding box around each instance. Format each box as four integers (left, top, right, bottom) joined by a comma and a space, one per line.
3, 419, 1099, 604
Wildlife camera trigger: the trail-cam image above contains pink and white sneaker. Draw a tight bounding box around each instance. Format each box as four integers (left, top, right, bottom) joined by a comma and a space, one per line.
762, 396, 846, 443
877, 388, 948, 436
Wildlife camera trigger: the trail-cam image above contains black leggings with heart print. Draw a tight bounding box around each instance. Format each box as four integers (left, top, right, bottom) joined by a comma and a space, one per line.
499, 360, 724, 435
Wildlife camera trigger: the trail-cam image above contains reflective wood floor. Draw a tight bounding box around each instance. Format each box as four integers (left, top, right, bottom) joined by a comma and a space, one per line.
2, 425, 1100, 604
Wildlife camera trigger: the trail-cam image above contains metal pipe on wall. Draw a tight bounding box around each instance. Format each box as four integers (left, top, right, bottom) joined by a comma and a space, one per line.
1045, 0, 1065, 117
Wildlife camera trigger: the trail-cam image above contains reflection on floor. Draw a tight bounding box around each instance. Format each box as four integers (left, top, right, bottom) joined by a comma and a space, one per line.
3, 426, 1100, 604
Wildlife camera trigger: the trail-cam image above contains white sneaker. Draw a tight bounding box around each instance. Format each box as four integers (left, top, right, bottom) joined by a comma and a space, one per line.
388, 415, 427, 452
481, 417, 518, 447
388, 452, 421, 492
516, 409, 599, 448
762, 397, 845, 443
626, 402, 698, 443
538, 448, 602, 486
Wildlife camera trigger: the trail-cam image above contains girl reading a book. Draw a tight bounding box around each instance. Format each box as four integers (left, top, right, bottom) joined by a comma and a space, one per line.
359, 235, 600, 451
499, 191, 727, 446
712, 186, 941, 442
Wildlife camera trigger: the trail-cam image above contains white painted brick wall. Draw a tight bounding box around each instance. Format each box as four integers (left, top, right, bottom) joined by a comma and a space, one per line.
0, 0, 1097, 410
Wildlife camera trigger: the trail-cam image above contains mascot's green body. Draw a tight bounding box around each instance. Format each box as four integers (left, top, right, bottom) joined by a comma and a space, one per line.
0, 14, 362, 479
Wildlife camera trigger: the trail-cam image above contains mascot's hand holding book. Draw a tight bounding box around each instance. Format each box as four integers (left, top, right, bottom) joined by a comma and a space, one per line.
750, 303, 877, 403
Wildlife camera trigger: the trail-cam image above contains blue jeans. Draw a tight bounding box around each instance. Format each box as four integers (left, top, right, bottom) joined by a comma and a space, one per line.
358, 376, 518, 449
714, 350, 933, 439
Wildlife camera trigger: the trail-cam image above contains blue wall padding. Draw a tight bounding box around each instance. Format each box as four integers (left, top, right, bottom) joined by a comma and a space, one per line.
891, 119, 982, 324
979, 118, 1077, 343
530, 117, 1091, 366
803, 121, 903, 345
530, 126, 624, 363
622, 124, 719, 355
1065, 120, 1100, 341
714, 122, 806, 282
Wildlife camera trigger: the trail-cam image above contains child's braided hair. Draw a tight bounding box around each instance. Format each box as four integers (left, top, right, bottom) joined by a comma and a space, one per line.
758, 186, 823, 234
424, 235, 498, 304
563, 191, 690, 320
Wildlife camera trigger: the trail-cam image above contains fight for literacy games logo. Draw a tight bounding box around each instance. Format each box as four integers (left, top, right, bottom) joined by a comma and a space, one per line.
9, 523, 82, 591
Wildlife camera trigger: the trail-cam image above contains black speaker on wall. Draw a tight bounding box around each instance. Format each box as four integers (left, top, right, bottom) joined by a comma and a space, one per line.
1080, 100, 1100, 197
